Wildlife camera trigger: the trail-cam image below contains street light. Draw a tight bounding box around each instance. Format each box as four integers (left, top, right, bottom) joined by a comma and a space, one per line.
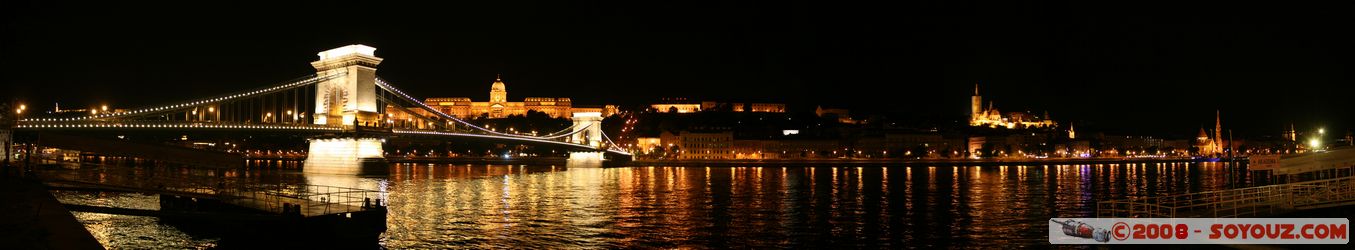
1310, 138, 1321, 150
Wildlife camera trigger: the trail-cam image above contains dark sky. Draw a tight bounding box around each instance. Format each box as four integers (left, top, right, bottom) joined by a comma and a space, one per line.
3, 0, 1351, 138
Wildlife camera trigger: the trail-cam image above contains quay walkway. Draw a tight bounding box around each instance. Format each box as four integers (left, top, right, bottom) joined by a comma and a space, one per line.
0, 177, 104, 249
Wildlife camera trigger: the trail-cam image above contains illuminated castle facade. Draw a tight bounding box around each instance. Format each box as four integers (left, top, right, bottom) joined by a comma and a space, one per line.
969, 84, 1056, 129
423, 75, 614, 119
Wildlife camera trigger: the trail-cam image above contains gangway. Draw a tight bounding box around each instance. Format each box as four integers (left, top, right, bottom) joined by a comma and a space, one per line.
37, 166, 384, 217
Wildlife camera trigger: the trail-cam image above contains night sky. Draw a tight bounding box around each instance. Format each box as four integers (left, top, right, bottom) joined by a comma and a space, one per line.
3, 1, 1351, 138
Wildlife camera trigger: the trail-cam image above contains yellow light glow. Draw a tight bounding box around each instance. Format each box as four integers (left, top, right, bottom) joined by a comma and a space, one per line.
18, 104, 25, 110
316, 44, 377, 61
90, 109, 97, 115
1310, 138, 1320, 148
304, 138, 384, 175
101, 105, 108, 111
208, 107, 215, 112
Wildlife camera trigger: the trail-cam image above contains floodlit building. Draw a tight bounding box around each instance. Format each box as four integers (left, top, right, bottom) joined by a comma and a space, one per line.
749, 103, 786, 113
1194, 110, 1226, 156
652, 98, 702, 113
654, 99, 784, 113
969, 83, 1056, 129
634, 137, 662, 153
423, 75, 609, 118
815, 106, 858, 124
679, 131, 734, 160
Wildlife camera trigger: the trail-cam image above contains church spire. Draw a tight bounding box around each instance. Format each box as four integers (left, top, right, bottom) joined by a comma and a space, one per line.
496, 73, 502, 82
974, 82, 980, 96
1287, 122, 1297, 142
1068, 122, 1076, 139
1214, 110, 1223, 155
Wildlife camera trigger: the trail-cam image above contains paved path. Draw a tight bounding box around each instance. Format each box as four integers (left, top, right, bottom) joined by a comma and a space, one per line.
0, 176, 104, 249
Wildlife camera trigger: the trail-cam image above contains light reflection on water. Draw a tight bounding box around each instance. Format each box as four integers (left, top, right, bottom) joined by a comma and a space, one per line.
54, 162, 1249, 248
53, 191, 219, 249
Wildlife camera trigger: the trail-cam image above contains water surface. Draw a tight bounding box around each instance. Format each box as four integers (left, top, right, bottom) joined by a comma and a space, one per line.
54, 162, 1251, 248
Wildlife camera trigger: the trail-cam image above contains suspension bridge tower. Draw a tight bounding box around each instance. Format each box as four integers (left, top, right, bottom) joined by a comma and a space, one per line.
311, 45, 383, 126
567, 112, 605, 167
570, 112, 603, 147
305, 45, 387, 175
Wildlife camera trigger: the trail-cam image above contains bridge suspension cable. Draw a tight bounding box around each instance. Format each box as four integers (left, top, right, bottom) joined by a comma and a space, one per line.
538, 123, 579, 137
23, 73, 344, 122
375, 78, 629, 154
600, 131, 627, 152
373, 90, 594, 140
375, 78, 581, 140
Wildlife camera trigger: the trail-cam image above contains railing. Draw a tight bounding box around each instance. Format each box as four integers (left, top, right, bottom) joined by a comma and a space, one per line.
35, 165, 384, 217
227, 183, 384, 216
1098, 176, 1355, 218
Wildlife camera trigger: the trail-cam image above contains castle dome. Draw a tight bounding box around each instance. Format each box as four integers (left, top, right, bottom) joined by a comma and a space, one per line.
491, 74, 506, 91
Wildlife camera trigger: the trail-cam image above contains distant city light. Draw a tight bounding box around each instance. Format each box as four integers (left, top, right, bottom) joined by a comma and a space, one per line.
1309, 138, 1321, 149
101, 105, 108, 111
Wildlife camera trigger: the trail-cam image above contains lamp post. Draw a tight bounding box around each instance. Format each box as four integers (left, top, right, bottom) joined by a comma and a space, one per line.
4, 101, 19, 175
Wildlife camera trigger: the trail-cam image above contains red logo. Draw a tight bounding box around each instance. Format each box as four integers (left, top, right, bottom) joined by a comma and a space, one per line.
1111, 222, 1130, 241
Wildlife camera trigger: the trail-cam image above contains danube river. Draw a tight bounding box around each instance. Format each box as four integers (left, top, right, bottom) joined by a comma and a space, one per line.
53, 162, 1253, 248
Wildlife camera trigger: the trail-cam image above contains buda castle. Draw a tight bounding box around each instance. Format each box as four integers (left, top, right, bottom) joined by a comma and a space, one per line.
423, 75, 615, 119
